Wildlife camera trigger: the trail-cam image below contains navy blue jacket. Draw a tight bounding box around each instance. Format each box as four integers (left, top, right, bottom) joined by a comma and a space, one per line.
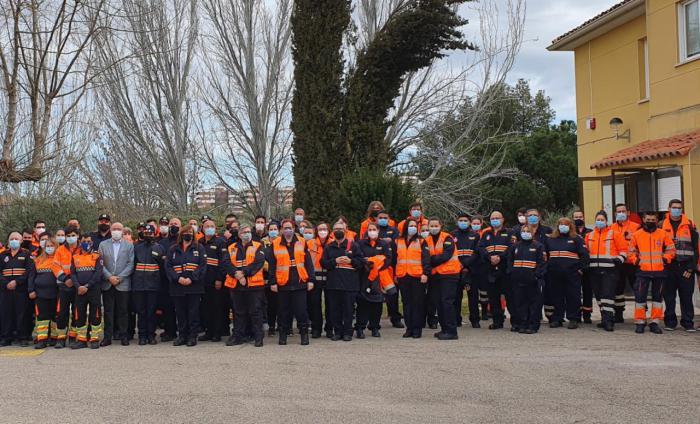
166, 243, 207, 296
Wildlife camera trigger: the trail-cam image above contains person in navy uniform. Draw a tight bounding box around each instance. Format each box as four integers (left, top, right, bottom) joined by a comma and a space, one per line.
507, 224, 547, 334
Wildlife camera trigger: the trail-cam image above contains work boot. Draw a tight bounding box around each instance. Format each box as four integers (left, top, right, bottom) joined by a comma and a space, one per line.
254, 337, 263, 347
433, 331, 443, 338
649, 323, 663, 334
138, 338, 147, 346
160, 333, 174, 343
437, 332, 458, 340
331, 334, 342, 341
99, 339, 111, 347
311, 329, 321, 339
428, 323, 438, 330
614, 311, 624, 324
173, 337, 187, 346
603, 321, 614, 332
186, 337, 197, 347
121, 337, 130, 346
567, 321, 579, 330
583, 314, 592, 324
71, 341, 87, 350
89, 341, 100, 349
549, 321, 562, 328
300, 332, 309, 346
355, 329, 365, 339
226, 336, 244, 346
54, 339, 66, 349
510, 326, 520, 333
0, 339, 11, 347
198, 333, 212, 342
488, 323, 503, 330
523, 329, 535, 334
391, 319, 405, 329
212, 336, 222, 342
342, 335, 352, 342
278, 333, 287, 345
35, 340, 47, 349
471, 322, 481, 329
635, 324, 645, 334
402, 330, 413, 338
371, 329, 380, 338
411, 331, 422, 339
148, 338, 158, 345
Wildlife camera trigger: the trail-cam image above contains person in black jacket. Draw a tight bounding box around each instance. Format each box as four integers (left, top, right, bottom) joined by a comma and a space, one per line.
355, 223, 392, 338
573, 210, 594, 323
479, 211, 513, 330
453, 213, 483, 328
377, 210, 403, 329
199, 219, 229, 342
157, 217, 181, 342
321, 221, 365, 341
0, 232, 33, 347
132, 225, 165, 345
166, 225, 207, 347
70, 233, 104, 349
545, 217, 590, 329
267, 220, 315, 346
507, 225, 547, 334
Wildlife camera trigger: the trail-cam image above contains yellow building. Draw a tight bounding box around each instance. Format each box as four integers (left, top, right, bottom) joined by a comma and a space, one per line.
548, 0, 700, 224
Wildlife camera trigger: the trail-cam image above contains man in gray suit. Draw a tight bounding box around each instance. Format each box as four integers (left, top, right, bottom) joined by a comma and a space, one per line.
99, 222, 134, 346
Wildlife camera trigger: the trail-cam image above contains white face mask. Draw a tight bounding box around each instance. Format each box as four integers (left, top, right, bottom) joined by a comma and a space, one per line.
420, 231, 430, 239
191, 225, 199, 234
40, 240, 47, 249
255, 223, 265, 232
112, 230, 123, 241
67, 236, 78, 245
367, 230, 379, 240
518, 216, 526, 225
159, 225, 169, 235
317, 230, 328, 239
36, 228, 46, 236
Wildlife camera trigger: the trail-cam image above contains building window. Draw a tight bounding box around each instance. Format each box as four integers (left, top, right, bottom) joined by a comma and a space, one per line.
680, 0, 700, 61
638, 38, 649, 100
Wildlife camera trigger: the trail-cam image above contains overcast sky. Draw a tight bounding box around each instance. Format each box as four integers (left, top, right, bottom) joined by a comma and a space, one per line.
507, 0, 621, 122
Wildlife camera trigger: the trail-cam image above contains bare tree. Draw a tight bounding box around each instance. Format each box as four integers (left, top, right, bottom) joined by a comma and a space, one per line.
0, 0, 110, 183
412, 0, 527, 217
200, 0, 293, 218
91, 0, 200, 212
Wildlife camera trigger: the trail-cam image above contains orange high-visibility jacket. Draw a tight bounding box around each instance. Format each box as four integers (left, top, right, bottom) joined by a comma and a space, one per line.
584, 227, 628, 268
661, 215, 697, 264
55, 244, 73, 276
306, 238, 325, 273
425, 232, 461, 275
365, 255, 395, 293
359, 218, 397, 239
628, 228, 675, 272
272, 236, 309, 286
224, 241, 264, 288
397, 217, 429, 234
395, 238, 424, 278
611, 220, 640, 264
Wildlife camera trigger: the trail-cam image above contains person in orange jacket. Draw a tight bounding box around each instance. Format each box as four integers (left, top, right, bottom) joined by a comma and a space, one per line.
661, 199, 699, 332
359, 201, 396, 239
425, 218, 461, 340
628, 211, 676, 334
611, 203, 641, 323
397, 202, 429, 234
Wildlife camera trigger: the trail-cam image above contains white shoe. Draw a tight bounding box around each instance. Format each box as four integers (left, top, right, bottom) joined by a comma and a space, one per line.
664, 326, 675, 331
684, 327, 697, 333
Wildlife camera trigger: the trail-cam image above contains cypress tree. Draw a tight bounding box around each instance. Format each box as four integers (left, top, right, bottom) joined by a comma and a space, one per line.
290, 0, 351, 222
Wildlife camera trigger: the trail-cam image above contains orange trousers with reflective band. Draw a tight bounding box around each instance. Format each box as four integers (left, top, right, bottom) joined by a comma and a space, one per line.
633, 276, 664, 325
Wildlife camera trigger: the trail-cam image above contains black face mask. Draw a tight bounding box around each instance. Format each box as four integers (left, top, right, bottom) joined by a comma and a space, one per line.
574, 219, 585, 228
230, 229, 238, 238
182, 234, 193, 242
144, 236, 154, 243
369, 210, 379, 219
137, 231, 145, 239
98, 223, 110, 232
21, 240, 32, 249
644, 222, 657, 231
333, 230, 345, 240
170, 226, 180, 236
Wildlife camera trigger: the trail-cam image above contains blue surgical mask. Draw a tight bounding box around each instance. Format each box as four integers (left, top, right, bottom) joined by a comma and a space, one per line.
520, 232, 532, 241
204, 227, 216, 237
81, 242, 92, 252
8, 239, 20, 250
45, 247, 56, 255
66, 236, 78, 245
294, 215, 304, 223
378, 218, 388, 227
420, 231, 430, 239
407, 227, 418, 237
457, 221, 468, 231
471, 224, 482, 232
595, 221, 606, 229
268, 230, 279, 239
490, 219, 502, 228
411, 210, 421, 219
303, 233, 314, 241
670, 208, 682, 218
616, 213, 627, 222
56, 236, 66, 244
558, 225, 570, 234
527, 215, 539, 225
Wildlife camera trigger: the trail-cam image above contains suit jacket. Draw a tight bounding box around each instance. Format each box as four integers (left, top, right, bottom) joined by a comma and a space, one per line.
99, 239, 135, 292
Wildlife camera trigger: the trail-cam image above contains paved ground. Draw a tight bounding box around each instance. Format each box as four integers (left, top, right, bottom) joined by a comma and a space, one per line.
1, 308, 699, 424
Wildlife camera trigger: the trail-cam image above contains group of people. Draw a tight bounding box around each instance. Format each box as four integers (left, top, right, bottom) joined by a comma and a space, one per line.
0, 198, 697, 350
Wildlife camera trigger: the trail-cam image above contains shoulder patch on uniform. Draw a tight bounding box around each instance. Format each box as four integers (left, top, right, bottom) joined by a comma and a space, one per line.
376, 246, 383, 250
152, 251, 159, 257
567, 240, 574, 244
209, 245, 217, 250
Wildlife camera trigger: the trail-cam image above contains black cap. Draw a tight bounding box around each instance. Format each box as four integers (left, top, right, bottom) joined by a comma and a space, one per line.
201, 214, 212, 222
98, 214, 111, 221
159, 216, 169, 224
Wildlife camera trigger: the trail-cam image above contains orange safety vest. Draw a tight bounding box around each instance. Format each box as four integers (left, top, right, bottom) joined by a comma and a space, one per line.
307, 238, 326, 278
425, 232, 461, 275
661, 215, 696, 263
395, 238, 424, 278
398, 217, 429, 234
224, 241, 264, 288
272, 237, 309, 286
628, 229, 676, 272
365, 255, 395, 293
585, 227, 627, 268
611, 220, 640, 264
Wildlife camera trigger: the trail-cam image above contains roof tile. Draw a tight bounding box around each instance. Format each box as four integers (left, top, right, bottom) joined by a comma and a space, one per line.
551, 0, 634, 45
590, 131, 700, 169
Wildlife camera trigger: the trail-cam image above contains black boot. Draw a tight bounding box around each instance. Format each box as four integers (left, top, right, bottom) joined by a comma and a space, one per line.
567, 321, 579, 330
186, 337, 197, 347
173, 337, 187, 346
311, 329, 321, 339
278, 332, 287, 345
300, 332, 309, 346
226, 336, 245, 346
583, 314, 592, 324
71, 341, 87, 350
54, 339, 66, 349
649, 323, 663, 334
138, 338, 147, 346
355, 329, 365, 339
35, 340, 47, 349
614, 310, 625, 323
635, 324, 645, 334
254, 337, 263, 347
371, 329, 380, 338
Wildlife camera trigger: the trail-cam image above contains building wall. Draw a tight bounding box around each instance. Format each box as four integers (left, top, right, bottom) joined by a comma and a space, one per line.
573, 0, 700, 222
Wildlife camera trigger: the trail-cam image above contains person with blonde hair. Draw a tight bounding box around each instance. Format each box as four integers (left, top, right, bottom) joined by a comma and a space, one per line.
545, 217, 589, 329
28, 236, 66, 349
